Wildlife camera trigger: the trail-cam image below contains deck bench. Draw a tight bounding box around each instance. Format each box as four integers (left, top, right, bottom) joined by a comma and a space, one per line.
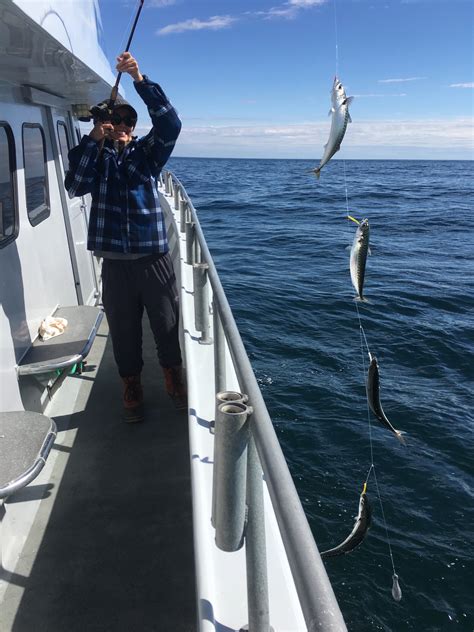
17, 305, 103, 377
0, 411, 57, 500
0, 411, 57, 567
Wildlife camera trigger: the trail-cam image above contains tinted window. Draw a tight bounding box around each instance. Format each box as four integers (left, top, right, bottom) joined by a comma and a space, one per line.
57, 121, 70, 172
0, 123, 17, 248
22, 124, 50, 226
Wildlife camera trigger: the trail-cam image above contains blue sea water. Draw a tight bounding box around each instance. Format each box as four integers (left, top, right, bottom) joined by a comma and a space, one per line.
168, 157, 474, 632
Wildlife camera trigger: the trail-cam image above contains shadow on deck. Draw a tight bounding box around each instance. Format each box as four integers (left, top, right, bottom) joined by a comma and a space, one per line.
3, 319, 196, 632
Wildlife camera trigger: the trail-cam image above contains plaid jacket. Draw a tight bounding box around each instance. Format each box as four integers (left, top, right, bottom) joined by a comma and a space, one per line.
65, 76, 181, 254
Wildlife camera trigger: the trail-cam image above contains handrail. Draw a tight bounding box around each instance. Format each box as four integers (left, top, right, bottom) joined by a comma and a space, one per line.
163, 171, 347, 632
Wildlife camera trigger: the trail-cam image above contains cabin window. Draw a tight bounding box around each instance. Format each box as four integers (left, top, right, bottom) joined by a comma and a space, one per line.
22, 123, 50, 226
0, 122, 17, 248
57, 121, 70, 172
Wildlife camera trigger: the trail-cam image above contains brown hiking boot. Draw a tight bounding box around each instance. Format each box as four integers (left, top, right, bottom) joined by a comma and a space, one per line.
163, 365, 188, 411
122, 375, 144, 423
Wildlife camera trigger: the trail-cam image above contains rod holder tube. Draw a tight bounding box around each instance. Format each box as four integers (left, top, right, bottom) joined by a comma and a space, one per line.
185, 221, 195, 265
179, 198, 187, 233
211, 391, 249, 527
193, 263, 212, 344
214, 402, 250, 552
245, 431, 271, 632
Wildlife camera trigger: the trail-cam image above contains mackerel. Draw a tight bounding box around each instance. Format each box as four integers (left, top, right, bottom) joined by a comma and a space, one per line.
366, 353, 406, 444
350, 218, 370, 300
312, 77, 354, 178
321, 485, 372, 558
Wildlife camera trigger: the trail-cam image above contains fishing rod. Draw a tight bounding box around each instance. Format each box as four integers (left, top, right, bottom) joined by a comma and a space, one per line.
109, 0, 145, 106
88, 0, 145, 122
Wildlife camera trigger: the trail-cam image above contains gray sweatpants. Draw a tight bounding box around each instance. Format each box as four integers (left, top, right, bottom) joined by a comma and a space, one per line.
101, 253, 182, 377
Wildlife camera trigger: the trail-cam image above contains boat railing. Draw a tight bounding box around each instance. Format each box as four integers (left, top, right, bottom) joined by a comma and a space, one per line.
161, 170, 347, 632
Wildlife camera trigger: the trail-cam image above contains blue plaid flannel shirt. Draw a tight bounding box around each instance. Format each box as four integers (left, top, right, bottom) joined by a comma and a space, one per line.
65, 76, 181, 254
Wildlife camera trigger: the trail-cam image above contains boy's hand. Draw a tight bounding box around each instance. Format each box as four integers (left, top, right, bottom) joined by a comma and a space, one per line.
89, 121, 114, 142
116, 52, 143, 83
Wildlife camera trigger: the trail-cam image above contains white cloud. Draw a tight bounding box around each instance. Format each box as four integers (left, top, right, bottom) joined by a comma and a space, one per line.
253, 0, 328, 20
289, 0, 327, 5
450, 83, 474, 88
167, 117, 474, 159
353, 93, 407, 98
158, 0, 328, 34
148, 0, 177, 7
378, 77, 427, 83
157, 15, 236, 35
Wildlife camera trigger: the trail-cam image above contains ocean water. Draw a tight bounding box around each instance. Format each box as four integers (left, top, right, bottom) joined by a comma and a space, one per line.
168, 157, 474, 632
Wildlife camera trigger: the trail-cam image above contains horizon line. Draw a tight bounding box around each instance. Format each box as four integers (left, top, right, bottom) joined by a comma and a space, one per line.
170, 156, 473, 162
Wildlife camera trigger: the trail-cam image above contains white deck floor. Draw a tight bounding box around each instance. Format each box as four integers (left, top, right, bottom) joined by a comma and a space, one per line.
0, 317, 196, 632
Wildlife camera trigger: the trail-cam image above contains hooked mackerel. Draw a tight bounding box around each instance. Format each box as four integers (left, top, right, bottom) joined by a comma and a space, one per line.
320, 484, 372, 558
312, 77, 354, 178
349, 218, 370, 301
366, 353, 406, 444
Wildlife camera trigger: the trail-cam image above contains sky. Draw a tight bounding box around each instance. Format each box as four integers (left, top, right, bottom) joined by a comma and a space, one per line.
98, 0, 474, 159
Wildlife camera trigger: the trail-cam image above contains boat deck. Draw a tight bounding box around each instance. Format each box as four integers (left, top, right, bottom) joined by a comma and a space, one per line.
0, 317, 196, 632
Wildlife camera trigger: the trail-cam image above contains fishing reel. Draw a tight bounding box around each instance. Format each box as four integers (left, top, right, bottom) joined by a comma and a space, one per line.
77, 100, 113, 124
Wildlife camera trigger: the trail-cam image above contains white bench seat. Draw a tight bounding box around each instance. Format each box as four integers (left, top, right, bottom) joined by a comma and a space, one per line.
17, 305, 103, 377
0, 411, 57, 499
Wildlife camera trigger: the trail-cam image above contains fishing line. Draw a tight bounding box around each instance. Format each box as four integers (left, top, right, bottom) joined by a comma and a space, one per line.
331, 0, 401, 595
357, 306, 401, 591
115, 0, 141, 60
333, 0, 339, 77
372, 467, 398, 575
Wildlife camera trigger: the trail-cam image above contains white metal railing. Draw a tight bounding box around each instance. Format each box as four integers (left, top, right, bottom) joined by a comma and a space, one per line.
162, 170, 347, 632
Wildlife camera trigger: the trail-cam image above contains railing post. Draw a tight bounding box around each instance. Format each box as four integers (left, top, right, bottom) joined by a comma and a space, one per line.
179, 197, 187, 233
194, 237, 201, 265
173, 182, 180, 210
245, 431, 271, 632
193, 263, 212, 344
213, 304, 226, 401
185, 219, 195, 265
214, 401, 250, 552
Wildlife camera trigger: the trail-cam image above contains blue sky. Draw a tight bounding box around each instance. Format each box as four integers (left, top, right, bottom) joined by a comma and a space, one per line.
98, 0, 473, 159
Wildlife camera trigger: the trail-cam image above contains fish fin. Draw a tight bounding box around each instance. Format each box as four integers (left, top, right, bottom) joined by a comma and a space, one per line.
328, 107, 335, 116
348, 112, 353, 123
346, 96, 355, 107
368, 247, 372, 256
355, 295, 370, 304
310, 168, 321, 179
